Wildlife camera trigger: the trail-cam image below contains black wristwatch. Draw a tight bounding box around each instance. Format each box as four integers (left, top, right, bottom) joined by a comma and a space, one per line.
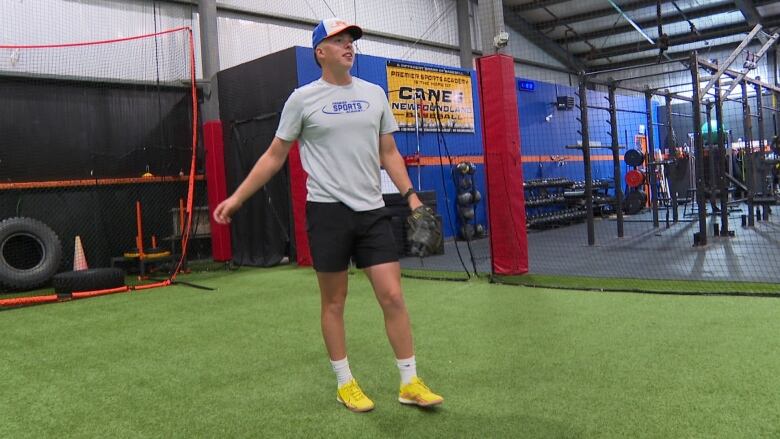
402, 187, 416, 201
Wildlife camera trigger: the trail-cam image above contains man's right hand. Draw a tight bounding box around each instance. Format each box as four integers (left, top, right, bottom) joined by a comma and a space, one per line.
213, 196, 242, 225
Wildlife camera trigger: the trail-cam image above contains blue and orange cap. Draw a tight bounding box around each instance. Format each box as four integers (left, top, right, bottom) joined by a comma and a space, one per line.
312, 17, 363, 49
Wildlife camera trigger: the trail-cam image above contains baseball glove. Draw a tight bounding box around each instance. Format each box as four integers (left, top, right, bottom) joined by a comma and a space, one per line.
407, 206, 442, 257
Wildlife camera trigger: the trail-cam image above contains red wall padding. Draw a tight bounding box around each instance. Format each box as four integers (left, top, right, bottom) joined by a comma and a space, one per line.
203, 120, 233, 262
476, 55, 529, 275
288, 142, 312, 266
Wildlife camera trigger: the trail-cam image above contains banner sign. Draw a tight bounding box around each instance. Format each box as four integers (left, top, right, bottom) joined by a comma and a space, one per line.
386, 60, 475, 133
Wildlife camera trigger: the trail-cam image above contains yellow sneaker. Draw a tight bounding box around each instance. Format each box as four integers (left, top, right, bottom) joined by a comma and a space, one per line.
398, 376, 443, 407
336, 379, 375, 412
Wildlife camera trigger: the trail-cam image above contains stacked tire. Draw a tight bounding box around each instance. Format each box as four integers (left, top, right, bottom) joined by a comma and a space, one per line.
52, 268, 125, 297
0, 216, 125, 296
0, 217, 63, 291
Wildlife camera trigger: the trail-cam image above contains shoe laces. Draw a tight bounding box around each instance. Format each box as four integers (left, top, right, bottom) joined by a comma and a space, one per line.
348, 382, 366, 401
413, 378, 431, 393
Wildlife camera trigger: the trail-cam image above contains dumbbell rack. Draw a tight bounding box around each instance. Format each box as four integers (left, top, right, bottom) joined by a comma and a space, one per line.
524, 178, 613, 228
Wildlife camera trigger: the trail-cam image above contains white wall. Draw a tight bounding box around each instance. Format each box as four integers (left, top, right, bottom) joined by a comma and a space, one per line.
1, 0, 195, 81
214, 5, 462, 70
1, 0, 570, 85
220, 0, 461, 46
1, 0, 192, 45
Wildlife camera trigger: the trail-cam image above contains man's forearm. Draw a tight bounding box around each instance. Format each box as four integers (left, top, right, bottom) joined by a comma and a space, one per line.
232, 153, 286, 204
382, 149, 413, 192
381, 148, 422, 208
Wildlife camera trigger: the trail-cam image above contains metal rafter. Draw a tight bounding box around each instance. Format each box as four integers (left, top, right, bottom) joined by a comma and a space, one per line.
575, 17, 780, 60
606, 0, 656, 47
532, 0, 775, 31
533, 0, 660, 30
503, 5, 586, 71
585, 40, 768, 73
554, 1, 734, 44
510, 0, 571, 12
734, 0, 762, 27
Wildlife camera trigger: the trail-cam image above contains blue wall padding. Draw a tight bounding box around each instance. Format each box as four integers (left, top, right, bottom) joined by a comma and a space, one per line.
516, 79, 660, 194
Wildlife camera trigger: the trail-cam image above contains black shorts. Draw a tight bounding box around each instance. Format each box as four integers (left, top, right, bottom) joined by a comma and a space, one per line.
306, 201, 399, 272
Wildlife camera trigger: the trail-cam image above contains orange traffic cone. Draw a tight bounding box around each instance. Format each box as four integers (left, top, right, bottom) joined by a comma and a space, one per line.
73, 236, 88, 271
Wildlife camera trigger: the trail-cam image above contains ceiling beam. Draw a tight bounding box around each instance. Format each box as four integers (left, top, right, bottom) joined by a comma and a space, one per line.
575, 17, 780, 60
510, 0, 571, 12
503, 5, 586, 72
585, 39, 767, 73
554, 1, 734, 44
734, 0, 762, 27
533, 0, 660, 30
533, 0, 775, 31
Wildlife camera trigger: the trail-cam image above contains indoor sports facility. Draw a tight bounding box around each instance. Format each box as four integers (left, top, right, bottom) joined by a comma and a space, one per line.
3, 0, 780, 437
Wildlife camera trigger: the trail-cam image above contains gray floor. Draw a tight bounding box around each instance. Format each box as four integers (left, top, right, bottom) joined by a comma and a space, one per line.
527, 204, 780, 283
400, 237, 491, 275
401, 203, 780, 283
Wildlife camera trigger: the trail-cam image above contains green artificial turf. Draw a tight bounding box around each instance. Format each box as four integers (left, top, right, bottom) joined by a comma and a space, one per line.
2, 265, 780, 438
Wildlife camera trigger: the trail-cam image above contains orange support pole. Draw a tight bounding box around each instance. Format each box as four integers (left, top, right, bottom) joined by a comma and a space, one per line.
133, 280, 171, 290
135, 201, 145, 257
72, 286, 130, 299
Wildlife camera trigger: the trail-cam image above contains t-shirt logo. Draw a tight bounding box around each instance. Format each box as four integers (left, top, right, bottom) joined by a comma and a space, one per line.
322, 100, 370, 114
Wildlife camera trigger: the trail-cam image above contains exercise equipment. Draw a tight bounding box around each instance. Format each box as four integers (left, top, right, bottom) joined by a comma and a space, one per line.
624, 149, 645, 167
624, 191, 647, 215
454, 161, 485, 240
700, 119, 728, 144
459, 206, 475, 220
118, 201, 172, 278
457, 192, 473, 206
625, 169, 646, 188
456, 162, 471, 174
526, 207, 588, 227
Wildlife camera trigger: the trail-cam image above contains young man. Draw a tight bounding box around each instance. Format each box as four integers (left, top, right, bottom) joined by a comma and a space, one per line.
213, 17, 443, 412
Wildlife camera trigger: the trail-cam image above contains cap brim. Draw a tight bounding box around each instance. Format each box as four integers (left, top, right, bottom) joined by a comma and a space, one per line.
330, 24, 363, 41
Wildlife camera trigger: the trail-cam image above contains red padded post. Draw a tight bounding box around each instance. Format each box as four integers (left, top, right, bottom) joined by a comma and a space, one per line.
203, 120, 233, 262
288, 142, 312, 266
476, 54, 528, 275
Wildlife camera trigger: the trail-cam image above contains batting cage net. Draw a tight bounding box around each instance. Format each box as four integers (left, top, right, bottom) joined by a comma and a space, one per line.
497, 50, 780, 296
0, 26, 204, 298
5, 1, 780, 297
215, 1, 491, 281
205, 2, 780, 294
350, 1, 491, 281
366, 1, 490, 281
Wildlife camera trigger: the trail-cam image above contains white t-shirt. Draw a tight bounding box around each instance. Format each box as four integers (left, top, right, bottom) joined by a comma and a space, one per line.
276, 77, 399, 211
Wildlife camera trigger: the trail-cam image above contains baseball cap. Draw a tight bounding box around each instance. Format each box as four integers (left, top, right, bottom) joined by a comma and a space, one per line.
312, 17, 363, 49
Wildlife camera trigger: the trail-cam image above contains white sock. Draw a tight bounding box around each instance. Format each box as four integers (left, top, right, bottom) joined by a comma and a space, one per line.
330, 357, 353, 387
396, 356, 417, 385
